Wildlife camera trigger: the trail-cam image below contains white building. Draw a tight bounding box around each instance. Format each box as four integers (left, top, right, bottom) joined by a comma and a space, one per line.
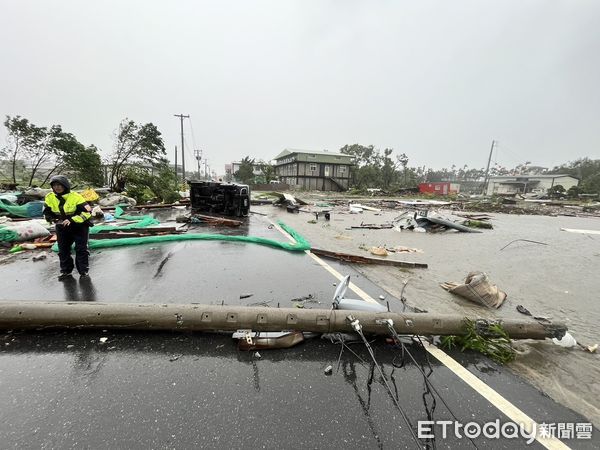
486, 174, 579, 196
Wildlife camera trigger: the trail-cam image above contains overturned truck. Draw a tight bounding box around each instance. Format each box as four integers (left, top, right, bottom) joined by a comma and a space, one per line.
188, 181, 250, 217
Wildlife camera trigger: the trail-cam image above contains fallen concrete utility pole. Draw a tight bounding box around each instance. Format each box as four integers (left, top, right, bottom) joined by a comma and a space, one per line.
0, 302, 566, 339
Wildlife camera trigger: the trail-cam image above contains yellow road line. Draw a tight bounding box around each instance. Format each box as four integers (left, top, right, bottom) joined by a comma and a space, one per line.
426, 346, 570, 449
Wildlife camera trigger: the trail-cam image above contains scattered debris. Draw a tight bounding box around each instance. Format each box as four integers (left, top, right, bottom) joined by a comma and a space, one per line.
169, 354, 182, 362
584, 344, 598, 353
388, 246, 423, 254
234, 331, 305, 350
350, 222, 393, 230
270, 192, 308, 208
32, 253, 47, 262
239, 293, 254, 299
178, 214, 243, 227
515, 305, 551, 322
349, 203, 381, 212
394, 210, 481, 233
99, 337, 108, 344
500, 239, 548, 251
290, 294, 316, 303
552, 332, 577, 348
560, 228, 600, 235
398, 199, 452, 207
440, 272, 507, 308
463, 220, 493, 229
369, 246, 388, 257
311, 248, 428, 268
455, 213, 494, 221
98, 193, 136, 207
0, 220, 51, 243
324, 365, 333, 375
332, 275, 387, 312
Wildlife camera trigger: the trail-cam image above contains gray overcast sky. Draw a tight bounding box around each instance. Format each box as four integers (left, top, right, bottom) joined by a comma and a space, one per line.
1, 0, 599, 174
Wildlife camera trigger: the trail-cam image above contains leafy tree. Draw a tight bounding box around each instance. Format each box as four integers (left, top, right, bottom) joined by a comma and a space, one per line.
234, 156, 256, 184
397, 152, 409, 185
1, 116, 27, 183
548, 158, 600, 194
63, 143, 104, 186
547, 185, 566, 198
23, 124, 63, 187
582, 173, 600, 195
2, 115, 100, 187
380, 148, 398, 189
567, 185, 583, 199
257, 160, 276, 183
108, 119, 166, 190
340, 144, 381, 188
124, 158, 180, 203
340, 144, 376, 166
2, 115, 43, 184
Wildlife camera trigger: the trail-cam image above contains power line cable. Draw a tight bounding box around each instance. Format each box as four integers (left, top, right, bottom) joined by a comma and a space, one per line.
347, 315, 422, 449
383, 321, 479, 449
187, 116, 198, 152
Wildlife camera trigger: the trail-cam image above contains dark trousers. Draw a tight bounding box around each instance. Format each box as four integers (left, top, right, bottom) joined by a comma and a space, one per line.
55, 224, 90, 274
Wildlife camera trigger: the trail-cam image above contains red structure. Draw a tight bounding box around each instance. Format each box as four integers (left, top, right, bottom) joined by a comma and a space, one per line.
418, 182, 460, 196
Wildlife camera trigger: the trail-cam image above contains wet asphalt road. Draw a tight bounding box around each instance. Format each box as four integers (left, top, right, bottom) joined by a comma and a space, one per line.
0, 214, 597, 448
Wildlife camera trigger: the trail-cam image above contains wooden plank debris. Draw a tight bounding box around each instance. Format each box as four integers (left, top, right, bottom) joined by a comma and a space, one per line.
310, 247, 427, 268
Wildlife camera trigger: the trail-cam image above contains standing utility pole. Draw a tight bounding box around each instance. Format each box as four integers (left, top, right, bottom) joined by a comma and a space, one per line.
174, 146, 178, 179
174, 114, 189, 183
483, 140, 497, 195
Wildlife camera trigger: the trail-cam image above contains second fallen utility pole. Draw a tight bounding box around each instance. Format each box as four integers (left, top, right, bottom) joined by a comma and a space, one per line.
482, 139, 497, 195
174, 114, 189, 183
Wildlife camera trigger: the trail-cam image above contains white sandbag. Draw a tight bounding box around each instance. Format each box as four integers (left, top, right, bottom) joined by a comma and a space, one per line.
98, 194, 137, 207
3, 220, 50, 241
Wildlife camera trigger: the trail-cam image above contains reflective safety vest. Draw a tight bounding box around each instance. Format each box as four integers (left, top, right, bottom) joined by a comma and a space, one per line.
44, 192, 92, 224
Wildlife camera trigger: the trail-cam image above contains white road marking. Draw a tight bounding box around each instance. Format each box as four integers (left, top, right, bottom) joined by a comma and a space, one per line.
270, 220, 377, 303
271, 217, 571, 449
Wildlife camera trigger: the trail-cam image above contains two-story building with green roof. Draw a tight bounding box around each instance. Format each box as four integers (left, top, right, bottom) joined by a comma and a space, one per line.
273, 148, 355, 191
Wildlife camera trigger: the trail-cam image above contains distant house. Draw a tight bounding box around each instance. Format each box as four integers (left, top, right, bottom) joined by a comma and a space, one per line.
486, 174, 579, 196
419, 182, 460, 196
225, 161, 265, 182
229, 162, 263, 176
273, 149, 354, 191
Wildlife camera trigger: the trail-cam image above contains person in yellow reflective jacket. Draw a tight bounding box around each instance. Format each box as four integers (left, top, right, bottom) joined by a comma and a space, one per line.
43, 175, 93, 280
